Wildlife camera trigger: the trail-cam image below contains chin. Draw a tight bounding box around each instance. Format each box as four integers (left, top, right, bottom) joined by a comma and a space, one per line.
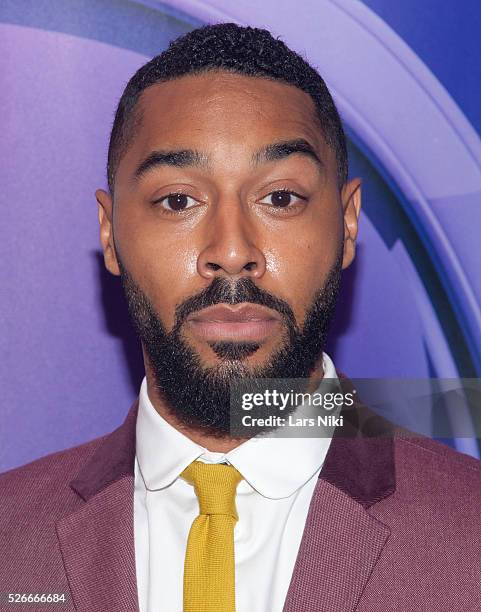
194, 344, 267, 370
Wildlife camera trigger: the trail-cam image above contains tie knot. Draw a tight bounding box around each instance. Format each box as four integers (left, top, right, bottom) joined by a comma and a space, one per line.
180, 461, 243, 520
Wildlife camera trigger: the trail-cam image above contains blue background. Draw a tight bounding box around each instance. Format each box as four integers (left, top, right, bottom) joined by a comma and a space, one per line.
1, 0, 480, 470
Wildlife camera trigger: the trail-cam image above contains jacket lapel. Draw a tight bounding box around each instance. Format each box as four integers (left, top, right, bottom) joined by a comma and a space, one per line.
283, 375, 396, 612
56, 401, 140, 612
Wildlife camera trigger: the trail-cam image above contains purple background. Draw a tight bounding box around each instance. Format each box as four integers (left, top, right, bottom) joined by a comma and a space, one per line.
1, 0, 481, 470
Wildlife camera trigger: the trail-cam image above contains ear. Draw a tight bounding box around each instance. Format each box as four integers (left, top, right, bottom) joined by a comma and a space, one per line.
96, 189, 121, 276
340, 178, 362, 269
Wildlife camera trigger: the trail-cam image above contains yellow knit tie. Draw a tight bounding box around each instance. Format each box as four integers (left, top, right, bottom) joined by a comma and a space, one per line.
180, 460, 243, 612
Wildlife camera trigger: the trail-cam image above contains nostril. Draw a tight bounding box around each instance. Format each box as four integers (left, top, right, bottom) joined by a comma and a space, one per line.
244, 262, 257, 271
206, 262, 221, 271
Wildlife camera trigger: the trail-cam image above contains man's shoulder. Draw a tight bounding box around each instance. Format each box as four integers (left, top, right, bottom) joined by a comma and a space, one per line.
0, 433, 108, 518
390, 430, 481, 507
394, 429, 481, 477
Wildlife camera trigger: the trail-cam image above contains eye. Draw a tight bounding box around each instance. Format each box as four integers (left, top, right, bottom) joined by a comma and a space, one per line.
259, 189, 307, 208
154, 192, 198, 211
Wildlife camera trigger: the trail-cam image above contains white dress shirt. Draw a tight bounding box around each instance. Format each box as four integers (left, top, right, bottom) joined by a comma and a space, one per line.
134, 352, 338, 612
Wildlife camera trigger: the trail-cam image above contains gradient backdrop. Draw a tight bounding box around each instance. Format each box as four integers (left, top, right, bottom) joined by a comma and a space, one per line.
1, 0, 481, 470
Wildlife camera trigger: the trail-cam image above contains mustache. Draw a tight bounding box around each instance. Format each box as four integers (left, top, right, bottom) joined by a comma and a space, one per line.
173, 277, 297, 332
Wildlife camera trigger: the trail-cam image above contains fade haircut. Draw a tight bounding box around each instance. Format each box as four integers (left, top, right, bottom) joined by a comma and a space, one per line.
107, 22, 348, 194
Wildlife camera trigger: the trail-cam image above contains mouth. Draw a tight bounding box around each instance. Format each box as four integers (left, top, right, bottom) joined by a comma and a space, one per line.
185, 303, 282, 342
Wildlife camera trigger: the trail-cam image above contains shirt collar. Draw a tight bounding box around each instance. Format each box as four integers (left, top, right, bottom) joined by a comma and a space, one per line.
136, 352, 338, 499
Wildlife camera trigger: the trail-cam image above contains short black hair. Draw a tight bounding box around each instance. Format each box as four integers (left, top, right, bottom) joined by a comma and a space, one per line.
107, 22, 348, 194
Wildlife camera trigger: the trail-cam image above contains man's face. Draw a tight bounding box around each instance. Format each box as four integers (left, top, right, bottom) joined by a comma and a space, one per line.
97, 70, 361, 433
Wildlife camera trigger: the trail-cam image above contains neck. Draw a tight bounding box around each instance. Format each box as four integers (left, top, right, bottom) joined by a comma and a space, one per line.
144, 372, 247, 453
142, 353, 325, 453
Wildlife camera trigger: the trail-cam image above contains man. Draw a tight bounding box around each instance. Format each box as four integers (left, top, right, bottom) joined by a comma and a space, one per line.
1, 21, 481, 612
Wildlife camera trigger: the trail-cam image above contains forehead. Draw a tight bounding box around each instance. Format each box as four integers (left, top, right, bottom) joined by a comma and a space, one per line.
132, 70, 325, 153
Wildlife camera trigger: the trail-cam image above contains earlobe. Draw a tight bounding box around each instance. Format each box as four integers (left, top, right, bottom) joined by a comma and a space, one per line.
341, 178, 362, 270
95, 188, 121, 276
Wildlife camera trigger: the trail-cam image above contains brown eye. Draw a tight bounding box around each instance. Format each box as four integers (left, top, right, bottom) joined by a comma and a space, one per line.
156, 193, 197, 211
260, 190, 306, 208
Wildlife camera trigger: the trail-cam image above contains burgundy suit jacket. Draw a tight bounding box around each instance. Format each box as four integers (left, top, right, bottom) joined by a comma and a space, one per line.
2, 389, 481, 611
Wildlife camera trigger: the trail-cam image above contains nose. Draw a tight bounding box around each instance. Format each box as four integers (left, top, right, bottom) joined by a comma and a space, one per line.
197, 198, 266, 281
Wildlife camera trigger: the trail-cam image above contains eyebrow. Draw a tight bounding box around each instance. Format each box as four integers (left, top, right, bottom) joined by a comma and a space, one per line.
252, 138, 324, 171
133, 149, 209, 180
132, 137, 323, 181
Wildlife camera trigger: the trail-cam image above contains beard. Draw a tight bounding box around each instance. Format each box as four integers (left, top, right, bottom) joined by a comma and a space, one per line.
118, 254, 342, 438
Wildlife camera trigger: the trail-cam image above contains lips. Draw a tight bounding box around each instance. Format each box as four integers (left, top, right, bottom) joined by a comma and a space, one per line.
186, 303, 281, 342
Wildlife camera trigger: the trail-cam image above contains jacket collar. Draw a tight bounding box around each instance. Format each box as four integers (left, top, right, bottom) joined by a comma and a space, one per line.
70, 372, 395, 507
320, 371, 396, 507
70, 399, 139, 501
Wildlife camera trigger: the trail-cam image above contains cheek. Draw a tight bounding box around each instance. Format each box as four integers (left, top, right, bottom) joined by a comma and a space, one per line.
115, 218, 199, 328
264, 219, 342, 321
150, 256, 200, 330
